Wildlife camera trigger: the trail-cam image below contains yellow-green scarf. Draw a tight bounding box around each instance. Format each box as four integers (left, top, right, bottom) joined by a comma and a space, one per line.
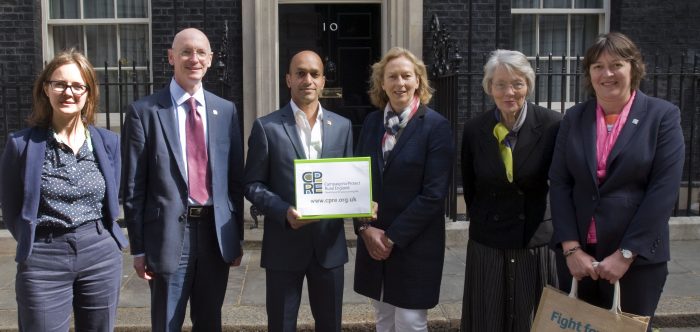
493, 123, 513, 182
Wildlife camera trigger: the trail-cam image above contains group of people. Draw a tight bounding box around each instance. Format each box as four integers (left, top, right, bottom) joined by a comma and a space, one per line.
0, 26, 684, 332
460, 32, 684, 332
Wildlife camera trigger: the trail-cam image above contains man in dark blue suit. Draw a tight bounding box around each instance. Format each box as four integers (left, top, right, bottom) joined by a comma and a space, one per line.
244, 50, 353, 332
121, 28, 244, 332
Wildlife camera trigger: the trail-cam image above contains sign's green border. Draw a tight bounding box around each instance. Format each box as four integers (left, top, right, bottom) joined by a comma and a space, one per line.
294, 157, 373, 220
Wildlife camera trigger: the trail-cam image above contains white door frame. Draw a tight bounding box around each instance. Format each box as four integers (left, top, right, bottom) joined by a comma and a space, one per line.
241, 0, 423, 141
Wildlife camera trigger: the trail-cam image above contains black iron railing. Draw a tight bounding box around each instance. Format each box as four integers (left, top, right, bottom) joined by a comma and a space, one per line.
429, 14, 700, 220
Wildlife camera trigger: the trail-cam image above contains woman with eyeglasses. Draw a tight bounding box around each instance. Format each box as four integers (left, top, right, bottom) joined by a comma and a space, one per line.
460, 49, 561, 331
0, 49, 128, 331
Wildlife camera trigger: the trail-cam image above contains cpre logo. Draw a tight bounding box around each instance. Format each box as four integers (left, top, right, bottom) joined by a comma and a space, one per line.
302, 171, 323, 194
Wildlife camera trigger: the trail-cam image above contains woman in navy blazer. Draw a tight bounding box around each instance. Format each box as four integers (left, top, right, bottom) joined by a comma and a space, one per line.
353, 47, 453, 331
550, 33, 685, 328
0, 49, 128, 331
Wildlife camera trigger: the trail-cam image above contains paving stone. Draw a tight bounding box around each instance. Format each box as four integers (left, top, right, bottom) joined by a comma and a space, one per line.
0, 218, 696, 330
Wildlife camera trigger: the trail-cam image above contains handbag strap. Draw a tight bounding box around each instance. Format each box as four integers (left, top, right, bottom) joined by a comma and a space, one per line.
569, 279, 622, 314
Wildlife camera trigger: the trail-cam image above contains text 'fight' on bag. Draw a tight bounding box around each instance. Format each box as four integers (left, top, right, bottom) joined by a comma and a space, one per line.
531, 279, 650, 332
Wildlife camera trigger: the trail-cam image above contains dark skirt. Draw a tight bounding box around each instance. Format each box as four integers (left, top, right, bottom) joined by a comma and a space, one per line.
460, 239, 558, 332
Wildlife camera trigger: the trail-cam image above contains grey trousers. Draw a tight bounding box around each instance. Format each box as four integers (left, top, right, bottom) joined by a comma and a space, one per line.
16, 221, 123, 332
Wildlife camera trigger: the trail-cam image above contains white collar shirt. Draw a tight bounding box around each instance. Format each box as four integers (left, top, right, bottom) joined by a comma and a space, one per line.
290, 100, 323, 160
169, 78, 211, 205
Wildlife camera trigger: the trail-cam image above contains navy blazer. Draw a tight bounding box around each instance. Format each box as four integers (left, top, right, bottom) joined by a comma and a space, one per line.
244, 104, 353, 271
550, 91, 685, 265
462, 103, 561, 249
121, 87, 244, 274
353, 106, 454, 310
0, 126, 128, 263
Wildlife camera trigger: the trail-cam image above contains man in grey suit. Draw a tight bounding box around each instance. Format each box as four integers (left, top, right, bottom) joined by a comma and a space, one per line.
121, 28, 244, 332
244, 50, 353, 331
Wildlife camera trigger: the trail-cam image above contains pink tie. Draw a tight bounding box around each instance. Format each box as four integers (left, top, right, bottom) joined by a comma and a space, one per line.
186, 97, 210, 204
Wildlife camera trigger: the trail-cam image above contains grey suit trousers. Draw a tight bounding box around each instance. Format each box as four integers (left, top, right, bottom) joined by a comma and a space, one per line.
16, 220, 123, 332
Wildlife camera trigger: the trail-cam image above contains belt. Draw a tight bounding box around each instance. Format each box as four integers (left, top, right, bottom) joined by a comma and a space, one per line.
35, 220, 98, 237
187, 206, 214, 219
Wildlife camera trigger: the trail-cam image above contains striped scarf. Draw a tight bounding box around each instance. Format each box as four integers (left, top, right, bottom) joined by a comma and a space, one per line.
382, 96, 420, 163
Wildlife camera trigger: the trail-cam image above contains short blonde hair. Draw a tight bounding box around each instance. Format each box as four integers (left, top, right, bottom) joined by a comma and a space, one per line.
368, 47, 433, 109
28, 49, 99, 127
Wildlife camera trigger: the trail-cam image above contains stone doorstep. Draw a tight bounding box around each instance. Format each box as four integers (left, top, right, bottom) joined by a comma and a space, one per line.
0, 300, 696, 332
0, 217, 698, 255
112, 296, 700, 331
231, 216, 700, 249
0, 218, 697, 330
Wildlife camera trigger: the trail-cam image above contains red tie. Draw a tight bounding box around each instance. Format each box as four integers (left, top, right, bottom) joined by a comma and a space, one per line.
186, 97, 210, 204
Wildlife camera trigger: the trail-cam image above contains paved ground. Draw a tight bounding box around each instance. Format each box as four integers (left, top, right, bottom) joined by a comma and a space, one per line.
0, 219, 697, 331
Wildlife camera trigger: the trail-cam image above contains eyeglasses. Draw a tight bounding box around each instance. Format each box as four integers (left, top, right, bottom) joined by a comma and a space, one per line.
492, 82, 527, 92
177, 49, 212, 60
46, 80, 89, 95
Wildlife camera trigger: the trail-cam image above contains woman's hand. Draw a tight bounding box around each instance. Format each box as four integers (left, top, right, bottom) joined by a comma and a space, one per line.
563, 242, 599, 281
595, 250, 633, 283
566, 249, 599, 281
360, 226, 392, 261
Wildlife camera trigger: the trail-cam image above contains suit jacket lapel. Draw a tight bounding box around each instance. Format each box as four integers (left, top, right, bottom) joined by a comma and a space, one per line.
581, 100, 598, 181
23, 128, 47, 221
383, 106, 425, 169
204, 91, 221, 179
477, 111, 509, 182
369, 113, 386, 178
155, 89, 186, 182
320, 109, 336, 158
607, 91, 647, 165
281, 104, 306, 159
88, 126, 116, 219
513, 103, 543, 174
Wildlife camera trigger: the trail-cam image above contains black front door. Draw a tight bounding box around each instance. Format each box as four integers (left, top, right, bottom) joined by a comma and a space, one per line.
278, 3, 382, 142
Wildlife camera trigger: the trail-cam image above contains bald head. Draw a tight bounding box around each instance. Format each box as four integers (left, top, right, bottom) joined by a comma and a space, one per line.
288, 51, 324, 75
168, 28, 213, 94
172, 28, 211, 50
286, 50, 325, 110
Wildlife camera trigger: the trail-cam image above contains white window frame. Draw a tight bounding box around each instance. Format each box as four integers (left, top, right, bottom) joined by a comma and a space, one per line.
512, 0, 610, 110
41, 0, 153, 77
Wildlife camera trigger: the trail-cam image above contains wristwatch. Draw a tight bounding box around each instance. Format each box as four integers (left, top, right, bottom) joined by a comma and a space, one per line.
620, 248, 635, 260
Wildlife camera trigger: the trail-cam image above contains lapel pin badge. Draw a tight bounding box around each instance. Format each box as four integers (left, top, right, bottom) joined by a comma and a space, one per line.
327, 120, 332, 126
632, 118, 639, 125
213, 110, 218, 115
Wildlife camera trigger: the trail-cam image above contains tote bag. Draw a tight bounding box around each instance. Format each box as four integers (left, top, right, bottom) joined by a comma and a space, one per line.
531, 279, 650, 332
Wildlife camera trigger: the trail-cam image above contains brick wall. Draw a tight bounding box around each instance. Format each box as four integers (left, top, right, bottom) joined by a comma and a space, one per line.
0, 0, 41, 143
423, 0, 512, 130
615, 0, 700, 183
423, 0, 700, 188
423, 0, 511, 189
150, 0, 243, 112
0, 0, 244, 150
0, 0, 41, 79
614, 1, 699, 59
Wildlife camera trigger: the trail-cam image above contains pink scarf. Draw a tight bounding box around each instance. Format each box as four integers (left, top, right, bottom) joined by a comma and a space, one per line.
586, 90, 636, 244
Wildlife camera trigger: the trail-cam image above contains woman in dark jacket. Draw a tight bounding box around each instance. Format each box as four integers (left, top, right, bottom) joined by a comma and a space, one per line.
460, 49, 561, 332
550, 33, 684, 331
0, 49, 128, 331
353, 46, 454, 331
